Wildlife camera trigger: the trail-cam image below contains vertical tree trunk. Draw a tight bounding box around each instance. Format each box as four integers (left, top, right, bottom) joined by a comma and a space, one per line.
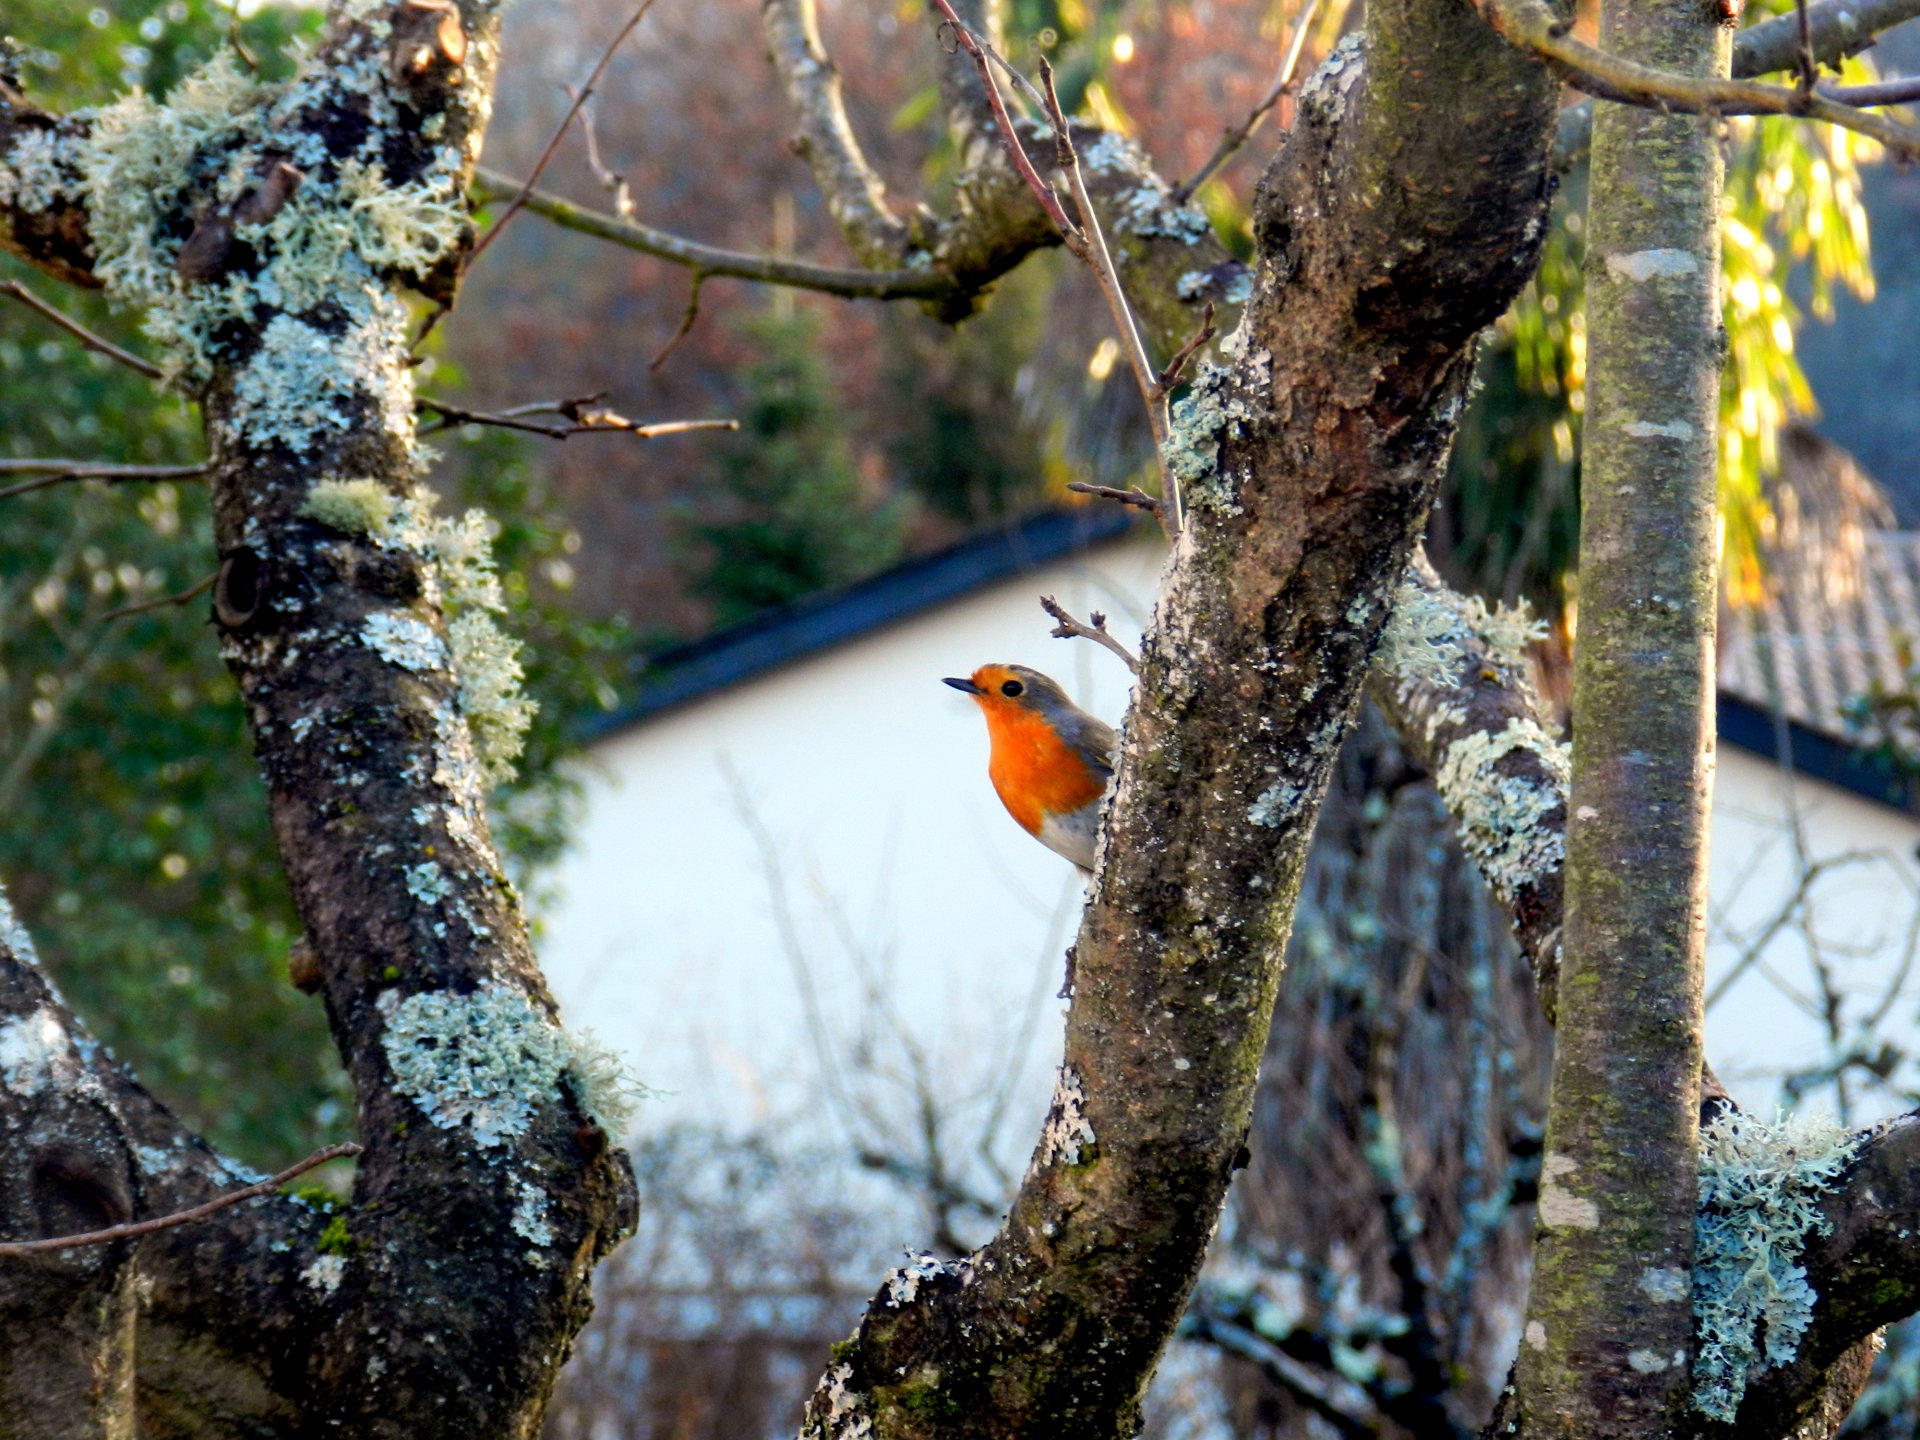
1512, 0, 1731, 1425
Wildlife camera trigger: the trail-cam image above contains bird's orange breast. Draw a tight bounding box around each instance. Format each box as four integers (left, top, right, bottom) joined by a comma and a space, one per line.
981, 704, 1108, 837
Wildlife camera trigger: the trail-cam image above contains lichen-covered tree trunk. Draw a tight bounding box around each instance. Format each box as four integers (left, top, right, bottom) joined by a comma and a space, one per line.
0, 3, 636, 1433
1509, 0, 1729, 1428
795, 0, 1564, 1432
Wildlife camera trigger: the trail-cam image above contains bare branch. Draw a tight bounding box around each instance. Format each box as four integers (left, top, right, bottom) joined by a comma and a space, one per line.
0, 462, 208, 501
0, 280, 164, 380
760, 0, 916, 267
1485, 0, 1920, 160
569, 90, 633, 220
927, 1, 1080, 240
1066, 480, 1163, 515
1157, 302, 1218, 396
649, 270, 705, 372
1040, 594, 1140, 674
464, 0, 661, 273
1174, 0, 1329, 203
1035, 57, 1181, 536
415, 394, 738, 440
468, 168, 959, 301
0, 1143, 361, 1258
1550, 0, 1920, 167
102, 571, 218, 623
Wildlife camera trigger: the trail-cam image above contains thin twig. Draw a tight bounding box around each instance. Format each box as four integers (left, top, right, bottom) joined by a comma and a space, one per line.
0, 462, 208, 501
927, 0, 1081, 240
1173, 0, 1326, 203
1795, 0, 1819, 94
0, 281, 165, 381
650, 271, 706, 371
570, 89, 634, 219
1157, 302, 1217, 395
1067, 481, 1162, 514
1038, 60, 1182, 533
0, 1142, 362, 1257
1819, 74, 1920, 106
225, 0, 260, 71
417, 396, 572, 438
103, 571, 218, 623
1041, 594, 1140, 673
469, 169, 960, 301
1484, 0, 1920, 160
416, 395, 737, 441
465, 0, 661, 273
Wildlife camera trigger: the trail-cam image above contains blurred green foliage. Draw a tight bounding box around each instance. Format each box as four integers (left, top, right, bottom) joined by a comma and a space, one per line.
0, 0, 627, 1167
688, 305, 906, 623
1441, 1, 1879, 612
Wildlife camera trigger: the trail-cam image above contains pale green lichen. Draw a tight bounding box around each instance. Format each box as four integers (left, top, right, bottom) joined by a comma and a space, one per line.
0, 1009, 67, 1097
228, 291, 414, 455
378, 982, 571, 1148
883, 1253, 949, 1307
403, 859, 453, 906
71, 37, 467, 409
0, 883, 41, 968
1463, 593, 1548, 660
362, 611, 447, 673
1037, 1065, 1096, 1167
801, 1362, 874, 1440
300, 1253, 346, 1294
558, 1024, 647, 1138
1164, 340, 1270, 514
509, 1174, 554, 1247
301, 477, 396, 536
1377, 578, 1470, 689
1248, 779, 1304, 828
1431, 718, 1570, 897
379, 983, 646, 1148
1692, 1109, 1864, 1422
0, 128, 72, 213
1078, 130, 1211, 242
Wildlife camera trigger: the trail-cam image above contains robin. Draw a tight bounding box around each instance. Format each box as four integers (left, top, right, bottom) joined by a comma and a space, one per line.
943, 664, 1116, 872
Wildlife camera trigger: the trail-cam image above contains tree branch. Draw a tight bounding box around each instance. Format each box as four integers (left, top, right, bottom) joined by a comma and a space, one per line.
467, 168, 958, 300
758, 0, 919, 268
463, 0, 659, 274
0, 280, 163, 379
1040, 594, 1140, 673
0, 462, 209, 501
1550, 0, 1920, 168
1485, 0, 1920, 162
0, 1143, 361, 1257
1174, 0, 1328, 203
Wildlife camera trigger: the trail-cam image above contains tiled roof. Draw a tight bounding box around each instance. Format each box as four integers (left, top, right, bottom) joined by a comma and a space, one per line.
1720, 530, 1920, 741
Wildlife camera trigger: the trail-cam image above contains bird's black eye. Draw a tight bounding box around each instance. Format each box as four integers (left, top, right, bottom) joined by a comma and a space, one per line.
1001, 679, 1025, 698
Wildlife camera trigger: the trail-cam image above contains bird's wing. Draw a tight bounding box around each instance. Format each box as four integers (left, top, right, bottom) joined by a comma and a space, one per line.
1070, 712, 1118, 781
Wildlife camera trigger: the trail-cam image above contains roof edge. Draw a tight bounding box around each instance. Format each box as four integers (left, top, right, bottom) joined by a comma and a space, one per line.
1718, 689, 1919, 817
587, 506, 1142, 738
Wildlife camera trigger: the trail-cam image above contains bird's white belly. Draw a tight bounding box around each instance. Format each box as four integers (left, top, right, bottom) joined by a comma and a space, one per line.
1037, 805, 1099, 872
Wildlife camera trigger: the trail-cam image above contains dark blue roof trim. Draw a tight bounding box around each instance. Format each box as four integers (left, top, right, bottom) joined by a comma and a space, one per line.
1717, 690, 1919, 816
591, 506, 1142, 737
589, 514, 1918, 821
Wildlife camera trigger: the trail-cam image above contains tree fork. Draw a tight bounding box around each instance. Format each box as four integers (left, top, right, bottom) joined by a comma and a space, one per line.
1512, 0, 1729, 1426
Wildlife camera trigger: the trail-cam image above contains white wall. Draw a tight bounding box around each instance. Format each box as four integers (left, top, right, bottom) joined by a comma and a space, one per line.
538, 535, 1920, 1164
540, 535, 1167, 1178
1705, 745, 1920, 1120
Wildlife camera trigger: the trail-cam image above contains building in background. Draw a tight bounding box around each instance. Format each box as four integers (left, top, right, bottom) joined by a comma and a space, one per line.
540, 505, 1920, 1158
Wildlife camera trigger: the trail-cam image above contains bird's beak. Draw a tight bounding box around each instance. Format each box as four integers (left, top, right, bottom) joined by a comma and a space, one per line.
942, 676, 985, 695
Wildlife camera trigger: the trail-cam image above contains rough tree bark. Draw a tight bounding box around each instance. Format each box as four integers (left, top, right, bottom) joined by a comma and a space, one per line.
1511, 0, 1729, 1427
0, 2, 636, 1434
11, 0, 1920, 1433
791, 0, 1566, 1431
